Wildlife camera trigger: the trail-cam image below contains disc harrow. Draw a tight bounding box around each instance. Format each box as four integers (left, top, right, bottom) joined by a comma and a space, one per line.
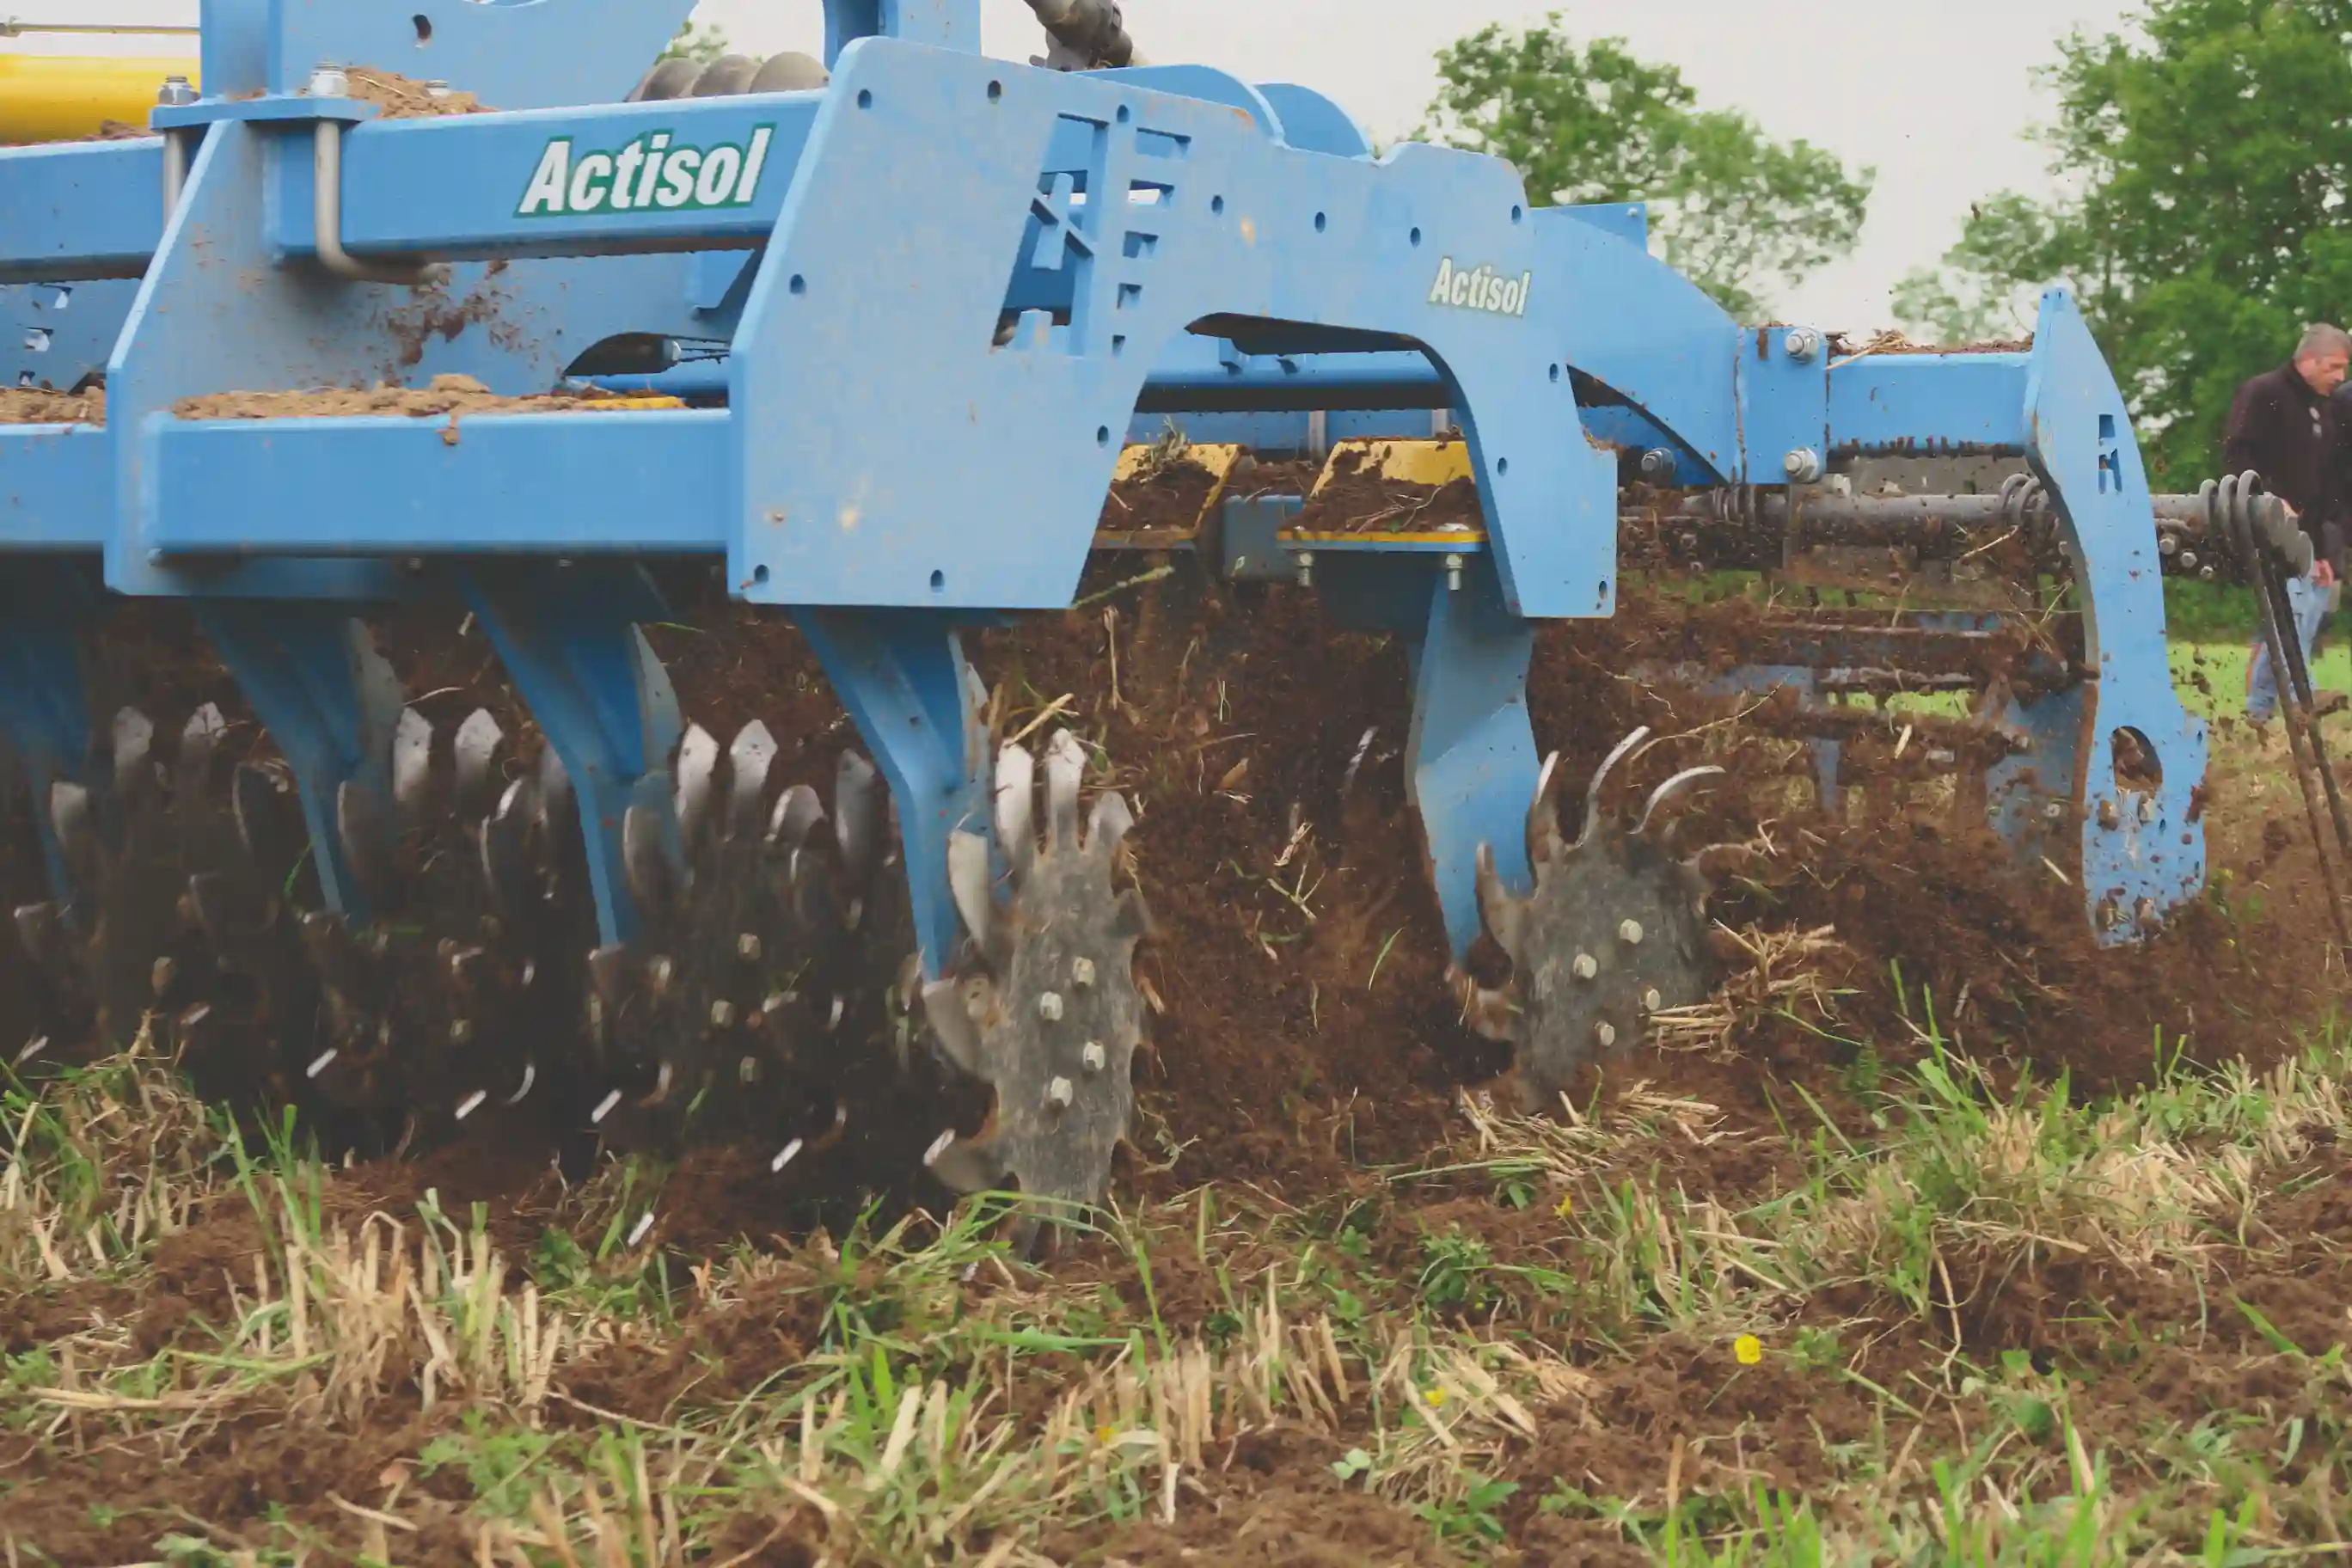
1458, 729, 1727, 1110
0, 0, 2222, 1243
923, 731, 1151, 1221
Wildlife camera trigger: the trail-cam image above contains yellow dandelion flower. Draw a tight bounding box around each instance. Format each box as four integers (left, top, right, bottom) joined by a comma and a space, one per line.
1733, 1334, 1763, 1366
1096, 1424, 1118, 1445
1423, 1387, 1448, 1408
1554, 1191, 1575, 1219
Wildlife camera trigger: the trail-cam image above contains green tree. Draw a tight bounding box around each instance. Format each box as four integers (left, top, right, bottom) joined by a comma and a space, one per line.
1420, 19, 1874, 318
662, 20, 732, 64
1895, 0, 2352, 482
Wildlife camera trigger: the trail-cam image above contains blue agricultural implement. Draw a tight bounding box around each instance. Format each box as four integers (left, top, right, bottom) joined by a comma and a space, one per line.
0, 0, 2262, 1236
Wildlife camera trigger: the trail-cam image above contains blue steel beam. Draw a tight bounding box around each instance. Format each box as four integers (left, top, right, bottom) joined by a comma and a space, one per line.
144, 413, 730, 556
0, 426, 107, 550
0, 142, 168, 285
1828, 350, 2032, 457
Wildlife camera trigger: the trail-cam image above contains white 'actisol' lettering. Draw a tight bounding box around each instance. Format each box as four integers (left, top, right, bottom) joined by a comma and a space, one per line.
1426, 257, 1533, 318
519, 126, 776, 217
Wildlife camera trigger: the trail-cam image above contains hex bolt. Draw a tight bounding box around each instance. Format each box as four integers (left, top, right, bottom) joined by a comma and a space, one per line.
1783, 447, 1825, 485
2179, 549, 2199, 572
1640, 448, 1676, 481
1571, 952, 1599, 981
157, 74, 198, 108
1595, 1020, 1619, 1050
2138, 795, 2159, 824
450, 1019, 475, 1045
1643, 989, 1664, 1012
2043, 800, 2065, 821
2200, 565, 2217, 581
710, 999, 737, 1029
739, 1056, 759, 1084
2158, 531, 2180, 557
1444, 553, 1466, 592
1783, 327, 1822, 363
1046, 1075, 1075, 1108
1038, 990, 1065, 1022
2098, 798, 2120, 830
1618, 919, 1645, 946
2098, 900, 2122, 930
2135, 897, 2158, 924
737, 932, 763, 962
1295, 550, 1316, 589
648, 955, 676, 995
1071, 956, 1097, 989
1082, 1041, 1107, 1073
307, 64, 350, 98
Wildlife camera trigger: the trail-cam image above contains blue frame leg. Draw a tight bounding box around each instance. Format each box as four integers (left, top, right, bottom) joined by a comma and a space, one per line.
796, 609, 987, 979
1402, 558, 1540, 962
0, 564, 100, 915
462, 565, 683, 950
193, 601, 402, 919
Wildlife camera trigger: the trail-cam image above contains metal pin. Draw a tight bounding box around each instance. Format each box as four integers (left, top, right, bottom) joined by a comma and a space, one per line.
738, 933, 762, 962
828, 995, 845, 1030
1047, 1075, 1075, 1107
740, 1056, 759, 1084
456, 1089, 488, 1122
1618, 920, 1644, 945
1082, 1041, 1107, 1073
648, 955, 675, 995
711, 999, 737, 1029
505, 1063, 536, 1104
151, 955, 175, 997
1571, 953, 1598, 981
627, 1212, 656, 1248
450, 1019, 475, 1044
179, 1004, 211, 1031
1038, 991, 1065, 1021
924, 1129, 959, 1166
650, 1061, 673, 1099
1443, 552, 1465, 591
1071, 957, 1097, 988
592, 1088, 623, 1124
15, 1036, 48, 1067
1595, 1021, 1618, 1049
521, 960, 536, 988
2098, 799, 2120, 830
1295, 549, 1315, 589
771, 1138, 805, 1174
2138, 796, 2158, 824
2135, 897, 2158, 923
307, 1049, 338, 1079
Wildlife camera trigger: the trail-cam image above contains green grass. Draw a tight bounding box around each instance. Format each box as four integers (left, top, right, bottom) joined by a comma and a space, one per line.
9, 1014, 2352, 1564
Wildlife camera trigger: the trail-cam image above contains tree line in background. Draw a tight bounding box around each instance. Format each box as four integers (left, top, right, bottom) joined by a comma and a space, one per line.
668, 1, 2331, 478
1427, 0, 2349, 482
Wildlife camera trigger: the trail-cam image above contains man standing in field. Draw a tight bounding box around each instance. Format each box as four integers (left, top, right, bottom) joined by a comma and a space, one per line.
2225, 323, 2349, 720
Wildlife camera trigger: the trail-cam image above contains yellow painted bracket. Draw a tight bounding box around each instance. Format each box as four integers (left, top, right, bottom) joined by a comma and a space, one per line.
1285, 438, 1491, 547
1095, 441, 1244, 548
0, 54, 199, 144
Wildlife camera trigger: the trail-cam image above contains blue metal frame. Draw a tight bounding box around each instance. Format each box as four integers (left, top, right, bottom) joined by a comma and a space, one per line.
0, 2, 2207, 992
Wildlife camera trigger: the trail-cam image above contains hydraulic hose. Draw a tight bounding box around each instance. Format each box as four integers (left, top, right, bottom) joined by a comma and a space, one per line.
0, 53, 197, 144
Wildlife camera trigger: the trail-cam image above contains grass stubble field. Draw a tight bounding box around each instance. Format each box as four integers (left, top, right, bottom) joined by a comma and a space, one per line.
4, 585, 2352, 1567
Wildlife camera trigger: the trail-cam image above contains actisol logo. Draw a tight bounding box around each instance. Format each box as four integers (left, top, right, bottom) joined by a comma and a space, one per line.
518, 126, 775, 217
1428, 258, 1532, 318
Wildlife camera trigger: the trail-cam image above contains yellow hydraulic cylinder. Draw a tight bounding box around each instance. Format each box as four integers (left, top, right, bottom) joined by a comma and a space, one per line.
0, 54, 199, 144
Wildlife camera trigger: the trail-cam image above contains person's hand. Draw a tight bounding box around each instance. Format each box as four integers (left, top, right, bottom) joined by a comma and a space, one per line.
2318, 557, 2338, 590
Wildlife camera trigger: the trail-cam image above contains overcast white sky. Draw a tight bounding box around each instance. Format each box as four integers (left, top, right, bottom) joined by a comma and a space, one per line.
18, 0, 2137, 328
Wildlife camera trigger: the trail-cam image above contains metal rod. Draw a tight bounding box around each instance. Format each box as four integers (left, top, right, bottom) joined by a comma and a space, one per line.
161, 128, 186, 213
2228, 479, 2352, 950
0, 21, 199, 36
312, 119, 444, 287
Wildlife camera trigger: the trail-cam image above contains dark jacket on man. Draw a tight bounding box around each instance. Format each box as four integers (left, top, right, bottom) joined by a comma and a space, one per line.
2226, 363, 2346, 558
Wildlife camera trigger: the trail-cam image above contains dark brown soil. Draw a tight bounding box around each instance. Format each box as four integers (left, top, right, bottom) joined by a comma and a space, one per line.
6, 556, 2346, 1565
1100, 454, 1226, 541
175, 375, 669, 421
1290, 444, 1483, 536
0, 388, 103, 423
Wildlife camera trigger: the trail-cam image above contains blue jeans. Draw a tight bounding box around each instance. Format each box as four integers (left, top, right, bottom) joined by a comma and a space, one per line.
2247, 573, 2332, 720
